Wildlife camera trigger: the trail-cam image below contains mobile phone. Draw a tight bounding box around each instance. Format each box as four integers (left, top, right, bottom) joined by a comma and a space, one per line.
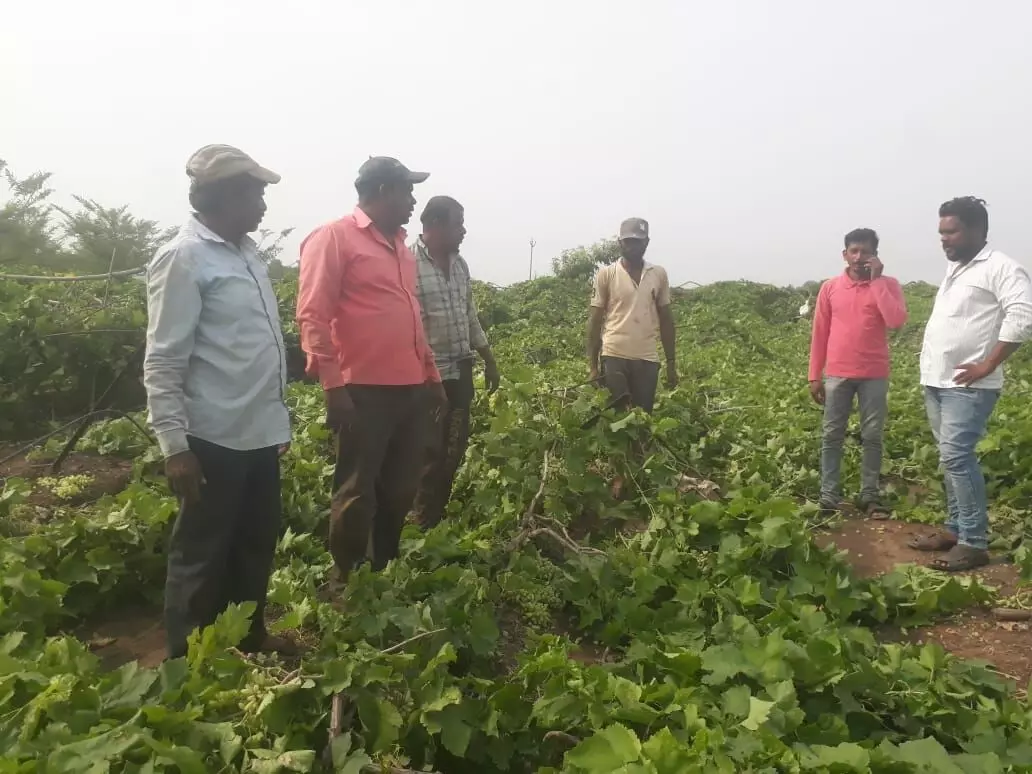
856, 262, 872, 279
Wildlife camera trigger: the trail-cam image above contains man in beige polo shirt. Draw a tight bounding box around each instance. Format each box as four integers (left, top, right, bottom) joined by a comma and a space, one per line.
587, 217, 678, 412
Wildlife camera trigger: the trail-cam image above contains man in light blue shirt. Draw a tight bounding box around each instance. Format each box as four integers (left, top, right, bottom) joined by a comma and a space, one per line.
144, 144, 294, 659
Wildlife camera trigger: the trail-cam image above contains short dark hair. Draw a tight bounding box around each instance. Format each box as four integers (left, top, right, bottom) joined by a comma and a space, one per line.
420, 196, 463, 228
939, 196, 989, 238
844, 227, 879, 252
355, 178, 411, 203
188, 175, 252, 215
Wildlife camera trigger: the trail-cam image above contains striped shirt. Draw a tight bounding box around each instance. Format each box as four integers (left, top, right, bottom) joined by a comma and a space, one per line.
920, 246, 1032, 389
410, 238, 489, 381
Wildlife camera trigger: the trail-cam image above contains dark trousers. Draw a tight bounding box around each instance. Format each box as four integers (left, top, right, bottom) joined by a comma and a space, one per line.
330, 384, 427, 581
601, 356, 660, 413
164, 437, 281, 659
414, 360, 474, 528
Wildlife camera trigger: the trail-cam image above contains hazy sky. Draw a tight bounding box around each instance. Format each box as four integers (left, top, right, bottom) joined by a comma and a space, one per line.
4, 0, 1031, 287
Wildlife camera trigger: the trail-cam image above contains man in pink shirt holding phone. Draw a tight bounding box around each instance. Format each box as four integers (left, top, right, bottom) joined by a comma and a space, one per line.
808, 228, 908, 518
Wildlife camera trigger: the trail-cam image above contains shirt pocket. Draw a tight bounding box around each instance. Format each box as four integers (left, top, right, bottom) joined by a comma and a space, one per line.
942, 277, 995, 320
200, 271, 268, 345
348, 250, 409, 301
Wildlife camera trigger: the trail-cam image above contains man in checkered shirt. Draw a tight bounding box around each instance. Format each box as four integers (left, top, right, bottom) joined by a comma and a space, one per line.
410, 196, 500, 528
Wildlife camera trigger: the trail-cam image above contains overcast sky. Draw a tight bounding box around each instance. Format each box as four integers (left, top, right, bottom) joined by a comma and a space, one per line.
4, 0, 1031, 287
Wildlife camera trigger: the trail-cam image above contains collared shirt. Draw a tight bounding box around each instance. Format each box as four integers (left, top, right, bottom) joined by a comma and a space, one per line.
296, 207, 439, 388
143, 216, 291, 458
410, 237, 489, 381
590, 261, 671, 362
808, 272, 908, 381
921, 246, 1032, 389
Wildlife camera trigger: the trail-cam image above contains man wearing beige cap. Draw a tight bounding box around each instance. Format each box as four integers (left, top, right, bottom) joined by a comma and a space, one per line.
587, 217, 678, 412
144, 144, 295, 659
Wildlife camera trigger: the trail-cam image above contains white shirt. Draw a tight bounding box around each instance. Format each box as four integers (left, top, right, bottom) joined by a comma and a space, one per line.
920, 246, 1032, 390
143, 216, 291, 457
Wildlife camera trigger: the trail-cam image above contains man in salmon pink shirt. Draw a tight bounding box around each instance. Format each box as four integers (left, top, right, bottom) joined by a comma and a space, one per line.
808, 228, 908, 518
296, 156, 446, 583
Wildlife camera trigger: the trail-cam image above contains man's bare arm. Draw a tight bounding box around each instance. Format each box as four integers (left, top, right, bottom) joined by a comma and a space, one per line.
587, 306, 605, 375
657, 304, 676, 364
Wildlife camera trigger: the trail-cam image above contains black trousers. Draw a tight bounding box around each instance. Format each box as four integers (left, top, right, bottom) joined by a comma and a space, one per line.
601, 356, 660, 413
329, 384, 428, 581
164, 437, 281, 659
414, 360, 474, 529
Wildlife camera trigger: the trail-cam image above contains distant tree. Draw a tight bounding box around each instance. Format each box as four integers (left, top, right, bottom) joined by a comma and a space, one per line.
258, 227, 296, 280
0, 158, 290, 277
55, 196, 177, 273
0, 160, 64, 267
551, 238, 620, 280
256, 227, 294, 265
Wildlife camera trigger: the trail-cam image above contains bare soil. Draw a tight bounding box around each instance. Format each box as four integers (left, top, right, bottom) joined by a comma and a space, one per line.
0, 446, 133, 508
75, 604, 166, 669
6, 439, 1029, 684
817, 515, 1032, 688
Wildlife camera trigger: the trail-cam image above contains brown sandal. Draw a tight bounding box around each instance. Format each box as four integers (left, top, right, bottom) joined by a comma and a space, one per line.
907, 532, 958, 552
928, 544, 990, 573
863, 501, 891, 521
818, 499, 842, 516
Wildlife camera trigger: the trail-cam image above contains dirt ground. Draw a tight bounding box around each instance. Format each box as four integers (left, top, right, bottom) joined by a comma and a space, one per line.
0, 446, 133, 508
816, 517, 1032, 688
4, 440, 1030, 682
77, 605, 166, 669
0, 446, 161, 666
73, 518, 1032, 682
36, 517, 1032, 688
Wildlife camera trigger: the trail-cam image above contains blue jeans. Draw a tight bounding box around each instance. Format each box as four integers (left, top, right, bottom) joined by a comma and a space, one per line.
820, 377, 889, 505
923, 386, 1000, 550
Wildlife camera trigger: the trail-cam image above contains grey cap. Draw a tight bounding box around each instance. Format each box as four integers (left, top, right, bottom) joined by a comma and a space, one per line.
619, 217, 649, 240
355, 156, 430, 188
186, 144, 280, 186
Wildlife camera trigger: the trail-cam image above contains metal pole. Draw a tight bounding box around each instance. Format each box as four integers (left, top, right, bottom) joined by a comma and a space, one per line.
528, 239, 536, 280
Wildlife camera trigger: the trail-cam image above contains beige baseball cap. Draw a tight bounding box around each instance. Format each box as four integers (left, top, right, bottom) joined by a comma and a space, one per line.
619, 217, 649, 240
186, 144, 281, 186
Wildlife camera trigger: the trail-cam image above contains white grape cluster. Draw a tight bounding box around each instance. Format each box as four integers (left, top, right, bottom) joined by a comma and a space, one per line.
36, 474, 95, 501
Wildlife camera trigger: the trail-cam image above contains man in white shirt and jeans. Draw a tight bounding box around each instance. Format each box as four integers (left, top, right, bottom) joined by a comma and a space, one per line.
144, 145, 295, 658
909, 196, 1032, 571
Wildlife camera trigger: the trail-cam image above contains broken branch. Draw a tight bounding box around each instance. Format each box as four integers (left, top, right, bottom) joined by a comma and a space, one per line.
505, 450, 606, 557
379, 628, 447, 656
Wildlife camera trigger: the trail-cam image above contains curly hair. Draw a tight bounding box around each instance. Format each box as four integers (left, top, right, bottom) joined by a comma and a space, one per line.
939, 196, 989, 238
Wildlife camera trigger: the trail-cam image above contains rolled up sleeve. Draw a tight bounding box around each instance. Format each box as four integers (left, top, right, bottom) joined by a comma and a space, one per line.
996, 261, 1032, 343
143, 247, 202, 458
297, 226, 348, 389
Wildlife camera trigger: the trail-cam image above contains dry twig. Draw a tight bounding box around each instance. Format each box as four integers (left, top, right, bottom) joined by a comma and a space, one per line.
323, 629, 448, 767
0, 408, 153, 471
544, 730, 582, 746
379, 628, 447, 655
505, 451, 606, 557
1, 266, 145, 282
